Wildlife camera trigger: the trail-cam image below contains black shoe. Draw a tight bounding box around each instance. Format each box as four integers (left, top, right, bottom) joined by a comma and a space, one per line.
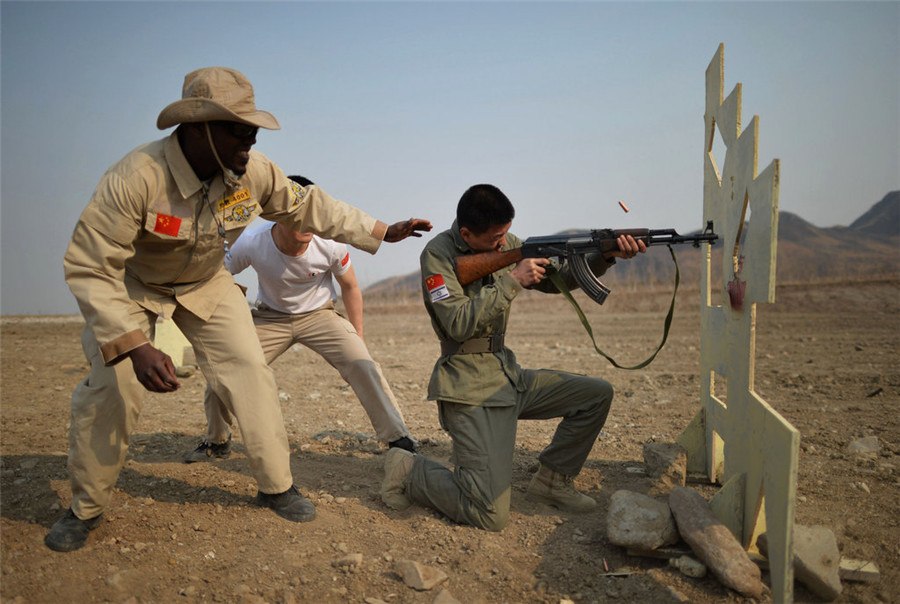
256, 485, 316, 523
388, 436, 417, 453
45, 509, 103, 552
184, 436, 232, 463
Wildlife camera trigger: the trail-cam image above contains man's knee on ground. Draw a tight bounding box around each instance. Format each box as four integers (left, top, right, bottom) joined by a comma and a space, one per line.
469, 506, 509, 532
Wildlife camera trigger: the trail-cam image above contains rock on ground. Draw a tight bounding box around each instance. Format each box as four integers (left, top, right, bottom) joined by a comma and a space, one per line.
669, 486, 765, 599
606, 489, 679, 550
759, 525, 843, 601
395, 559, 449, 591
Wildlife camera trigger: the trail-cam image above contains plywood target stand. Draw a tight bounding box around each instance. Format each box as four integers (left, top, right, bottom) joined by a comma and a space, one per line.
153, 317, 192, 368
677, 43, 800, 603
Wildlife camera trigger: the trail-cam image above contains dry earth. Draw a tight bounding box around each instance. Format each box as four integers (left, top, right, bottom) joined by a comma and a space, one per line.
2, 279, 898, 603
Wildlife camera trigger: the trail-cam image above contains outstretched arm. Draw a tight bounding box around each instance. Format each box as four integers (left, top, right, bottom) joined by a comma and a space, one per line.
385, 218, 433, 242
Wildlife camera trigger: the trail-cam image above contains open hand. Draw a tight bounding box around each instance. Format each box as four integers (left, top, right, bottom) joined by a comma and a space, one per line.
385, 218, 433, 242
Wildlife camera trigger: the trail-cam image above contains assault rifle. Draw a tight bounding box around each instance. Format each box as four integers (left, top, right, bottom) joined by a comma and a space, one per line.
454, 220, 718, 305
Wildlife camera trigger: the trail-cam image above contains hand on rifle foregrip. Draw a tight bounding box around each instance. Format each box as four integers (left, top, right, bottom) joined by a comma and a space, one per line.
604, 234, 647, 260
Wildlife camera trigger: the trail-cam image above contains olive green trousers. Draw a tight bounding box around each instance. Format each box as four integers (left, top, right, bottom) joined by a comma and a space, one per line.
406, 368, 613, 531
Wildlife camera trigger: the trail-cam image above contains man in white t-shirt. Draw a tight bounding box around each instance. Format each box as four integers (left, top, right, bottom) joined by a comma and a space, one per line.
185, 176, 416, 462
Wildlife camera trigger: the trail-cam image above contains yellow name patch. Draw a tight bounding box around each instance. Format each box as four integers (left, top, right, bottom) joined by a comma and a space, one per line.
217, 189, 251, 212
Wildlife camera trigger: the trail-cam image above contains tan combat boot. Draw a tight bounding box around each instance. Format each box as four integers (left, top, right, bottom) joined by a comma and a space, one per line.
380, 447, 415, 510
526, 464, 597, 513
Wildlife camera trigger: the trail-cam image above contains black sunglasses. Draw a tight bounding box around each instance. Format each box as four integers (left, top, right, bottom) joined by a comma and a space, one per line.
214, 121, 258, 140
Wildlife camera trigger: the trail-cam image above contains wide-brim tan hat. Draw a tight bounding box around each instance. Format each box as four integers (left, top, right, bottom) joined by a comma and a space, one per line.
157, 67, 280, 130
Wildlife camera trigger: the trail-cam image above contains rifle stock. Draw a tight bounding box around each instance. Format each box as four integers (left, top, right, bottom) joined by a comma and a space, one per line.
455, 248, 524, 287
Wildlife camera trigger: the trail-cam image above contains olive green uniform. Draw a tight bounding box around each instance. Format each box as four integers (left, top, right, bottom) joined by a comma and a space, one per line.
405, 221, 615, 530
63, 133, 386, 520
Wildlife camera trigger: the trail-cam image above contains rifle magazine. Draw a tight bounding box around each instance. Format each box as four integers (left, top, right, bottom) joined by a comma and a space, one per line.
567, 250, 611, 305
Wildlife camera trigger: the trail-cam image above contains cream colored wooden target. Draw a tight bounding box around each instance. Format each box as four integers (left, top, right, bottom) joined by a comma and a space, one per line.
678, 43, 799, 604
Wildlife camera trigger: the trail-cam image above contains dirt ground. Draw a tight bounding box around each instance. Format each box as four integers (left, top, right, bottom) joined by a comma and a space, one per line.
1, 279, 897, 603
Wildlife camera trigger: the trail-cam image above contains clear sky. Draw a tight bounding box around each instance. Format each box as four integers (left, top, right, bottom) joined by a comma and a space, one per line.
1, 1, 898, 315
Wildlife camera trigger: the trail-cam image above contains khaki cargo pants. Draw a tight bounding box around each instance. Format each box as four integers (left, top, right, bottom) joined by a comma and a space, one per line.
67, 285, 293, 520
202, 302, 409, 445
405, 369, 613, 531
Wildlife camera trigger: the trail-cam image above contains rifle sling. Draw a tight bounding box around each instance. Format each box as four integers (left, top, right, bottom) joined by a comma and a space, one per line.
546, 245, 680, 370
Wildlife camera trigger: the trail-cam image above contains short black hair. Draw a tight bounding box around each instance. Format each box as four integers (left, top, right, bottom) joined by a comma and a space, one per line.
288, 175, 314, 187
456, 184, 515, 234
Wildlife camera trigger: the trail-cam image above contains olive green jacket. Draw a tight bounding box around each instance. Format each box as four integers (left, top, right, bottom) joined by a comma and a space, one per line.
419, 221, 612, 406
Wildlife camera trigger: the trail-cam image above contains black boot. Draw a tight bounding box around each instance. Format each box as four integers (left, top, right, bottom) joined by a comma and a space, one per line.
45, 509, 103, 552
184, 435, 232, 463
388, 436, 417, 453
256, 485, 316, 522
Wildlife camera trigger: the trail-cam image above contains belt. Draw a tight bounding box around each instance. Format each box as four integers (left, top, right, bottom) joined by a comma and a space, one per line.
441, 334, 505, 355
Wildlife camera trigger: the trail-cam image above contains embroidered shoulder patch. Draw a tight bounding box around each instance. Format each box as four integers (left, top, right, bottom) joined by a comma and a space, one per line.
223, 202, 259, 225
340, 253, 350, 267
289, 179, 307, 208
426, 274, 450, 302
153, 213, 181, 236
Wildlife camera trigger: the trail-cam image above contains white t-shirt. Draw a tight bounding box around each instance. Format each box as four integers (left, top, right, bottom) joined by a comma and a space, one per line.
226, 222, 352, 314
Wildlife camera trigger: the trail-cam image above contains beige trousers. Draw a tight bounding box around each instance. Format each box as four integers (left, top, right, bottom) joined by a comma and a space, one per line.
68, 285, 293, 520
203, 302, 409, 444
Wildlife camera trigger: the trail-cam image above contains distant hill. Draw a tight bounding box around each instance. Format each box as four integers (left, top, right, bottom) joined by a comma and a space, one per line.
364, 192, 899, 299
849, 190, 900, 237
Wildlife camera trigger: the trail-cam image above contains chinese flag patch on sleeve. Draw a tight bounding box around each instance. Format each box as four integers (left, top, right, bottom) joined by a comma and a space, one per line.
426, 274, 450, 302
341, 253, 350, 267
153, 213, 182, 237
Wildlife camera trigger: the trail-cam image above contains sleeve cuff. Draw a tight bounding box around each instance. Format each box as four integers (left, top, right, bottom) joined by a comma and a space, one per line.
372, 220, 388, 242
497, 273, 524, 299
100, 329, 150, 366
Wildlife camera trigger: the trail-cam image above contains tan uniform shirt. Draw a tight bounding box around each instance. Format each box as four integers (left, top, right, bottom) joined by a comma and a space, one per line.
64, 133, 387, 365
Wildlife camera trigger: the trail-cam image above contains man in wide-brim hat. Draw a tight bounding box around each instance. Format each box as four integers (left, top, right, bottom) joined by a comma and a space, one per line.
47, 66, 431, 552
157, 67, 281, 130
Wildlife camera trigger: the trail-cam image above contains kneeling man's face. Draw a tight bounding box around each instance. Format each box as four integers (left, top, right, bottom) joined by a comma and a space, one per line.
460, 222, 511, 253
